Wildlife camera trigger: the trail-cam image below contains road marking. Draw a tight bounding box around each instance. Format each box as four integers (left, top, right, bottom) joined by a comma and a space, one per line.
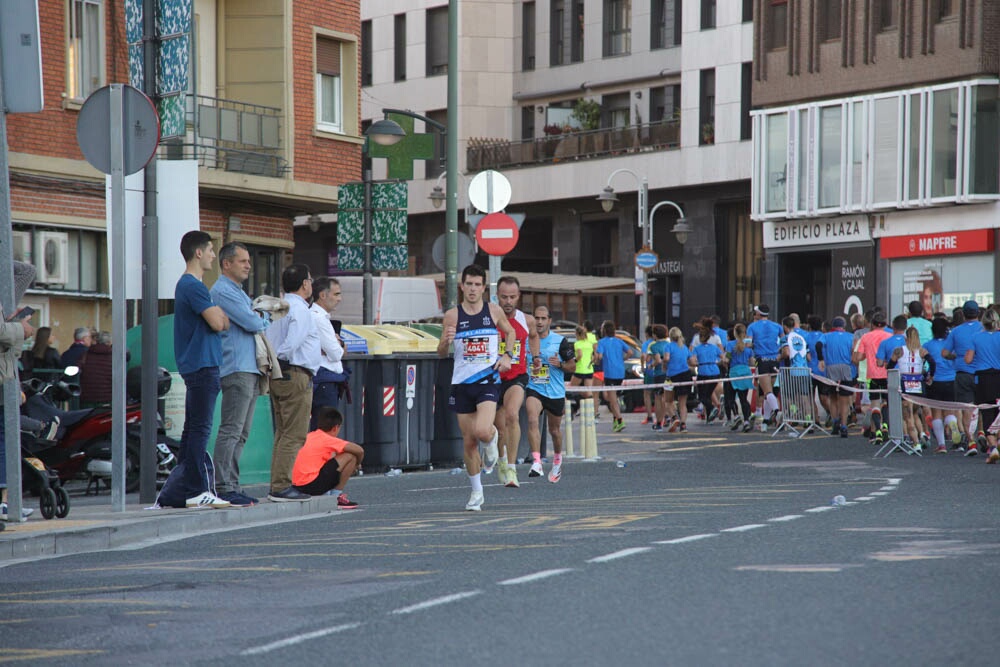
241, 623, 362, 656
587, 547, 654, 563
498, 569, 575, 586
391, 591, 482, 615
805, 506, 835, 513
854, 496, 875, 501
720, 524, 767, 532
887, 478, 901, 485
869, 491, 888, 496
768, 515, 804, 522
878, 486, 896, 491
654, 534, 718, 544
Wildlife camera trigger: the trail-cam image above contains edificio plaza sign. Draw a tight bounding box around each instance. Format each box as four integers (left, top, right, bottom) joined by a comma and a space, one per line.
763, 217, 871, 249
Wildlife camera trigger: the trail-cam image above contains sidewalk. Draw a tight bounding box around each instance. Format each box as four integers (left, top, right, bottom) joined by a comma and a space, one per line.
0, 409, 839, 564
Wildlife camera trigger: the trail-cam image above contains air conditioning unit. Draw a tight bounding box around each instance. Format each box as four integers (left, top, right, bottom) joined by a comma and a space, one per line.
11, 230, 32, 264
34, 231, 69, 285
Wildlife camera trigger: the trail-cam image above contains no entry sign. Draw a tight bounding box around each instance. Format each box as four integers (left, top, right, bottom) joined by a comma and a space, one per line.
475, 212, 519, 255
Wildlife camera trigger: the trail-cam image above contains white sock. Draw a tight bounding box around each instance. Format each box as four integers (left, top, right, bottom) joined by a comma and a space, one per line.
469, 472, 483, 492
932, 419, 945, 446
763, 393, 777, 419
969, 410, 978, 436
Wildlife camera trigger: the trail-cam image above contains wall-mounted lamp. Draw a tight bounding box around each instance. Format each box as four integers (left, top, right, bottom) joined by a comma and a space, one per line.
307, 214, 323, 232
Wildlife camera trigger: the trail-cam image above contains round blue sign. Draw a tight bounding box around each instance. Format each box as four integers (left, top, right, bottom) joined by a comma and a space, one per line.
635, 250, 658, 270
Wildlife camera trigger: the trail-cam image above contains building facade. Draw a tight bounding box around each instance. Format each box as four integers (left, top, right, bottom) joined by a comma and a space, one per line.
7, 0, 361, 347
751, 0, 999, 319
344, 0, 758, 332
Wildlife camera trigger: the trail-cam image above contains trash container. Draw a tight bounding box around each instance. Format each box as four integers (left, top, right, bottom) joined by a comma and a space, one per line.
431, 356, 464, 466
380, 326, 438, 469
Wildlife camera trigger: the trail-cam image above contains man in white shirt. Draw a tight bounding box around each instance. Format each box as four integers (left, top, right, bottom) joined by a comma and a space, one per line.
309, 277, 346, 429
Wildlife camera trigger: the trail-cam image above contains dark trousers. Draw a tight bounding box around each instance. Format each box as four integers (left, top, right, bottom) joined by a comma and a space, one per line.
310, 380, 341, 431
178, 367, 221, 496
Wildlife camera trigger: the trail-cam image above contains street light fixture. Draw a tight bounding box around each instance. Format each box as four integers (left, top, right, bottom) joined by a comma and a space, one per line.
365, 118, 406, 146
596, 186, 619, 213
669, 217, 692, 245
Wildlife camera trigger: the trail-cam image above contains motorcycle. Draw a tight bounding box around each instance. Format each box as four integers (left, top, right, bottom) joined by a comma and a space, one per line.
20, 366, 179, 493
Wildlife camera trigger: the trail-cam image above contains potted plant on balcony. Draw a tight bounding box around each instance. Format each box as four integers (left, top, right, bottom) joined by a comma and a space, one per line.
702, 122, 715, 145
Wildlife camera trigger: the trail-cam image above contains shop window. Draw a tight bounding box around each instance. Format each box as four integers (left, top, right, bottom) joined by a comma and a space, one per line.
651, 0, 681, 49
426, 6, 448, 76
603, 0, 631, 57
67, 0, 104, 101
361, 21, 372, 86
523, 2, 536, 70
820, 0, 842, 41
394, 14, 407, 81
767, 1, 788, 50
890, 256, 994, 320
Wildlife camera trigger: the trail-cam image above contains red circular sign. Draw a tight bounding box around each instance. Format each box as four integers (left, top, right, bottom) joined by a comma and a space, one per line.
475, 213, 520, 256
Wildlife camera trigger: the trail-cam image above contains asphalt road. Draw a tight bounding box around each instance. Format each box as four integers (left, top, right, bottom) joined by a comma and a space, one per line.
1, 423, 997, 666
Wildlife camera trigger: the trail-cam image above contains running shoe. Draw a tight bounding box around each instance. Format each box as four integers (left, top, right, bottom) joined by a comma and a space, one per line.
742, 418, 754, 433
873, 430, 885, 446
186, 492, 232, 509
707, 407, 719, 423
730, 418, 743, 432
965, 443, 979, 457
987, 447, 999, 464
547, 462, 562, 483
951, 426, 963, 447
505, 468, 521, 488
337, 493, 359, 508
651, 423, 663, 431
496, 460, 509, 485
935, 445, 948, 454
678, 422, 687, 432
840, 424, 849, 439
668, 420, 681, 433
613, 419, 626, 433
976, 431, 988, 452
481, 429, 499, 474
528, 461, 544, 477
641, 416, 652, 425
465, 490, 484, 511
0, 503, 34, 521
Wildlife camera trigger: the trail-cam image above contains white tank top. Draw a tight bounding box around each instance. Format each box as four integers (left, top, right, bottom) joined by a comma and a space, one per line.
451, 302, 500, 384
897, 347, 924, 394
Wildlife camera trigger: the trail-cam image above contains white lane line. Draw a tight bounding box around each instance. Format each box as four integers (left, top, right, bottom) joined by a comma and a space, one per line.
878, 486, 896, 491
241, 623, 362, 656
391, 591, 482, 615
654, 534, 719, 544
869, 491, 888, 496
498, 569, 574, 586
887, 478, 901, 485
768, 515, 804, 522
720, 524, 767, 533
587, 547, 654, 563
805, 506, 835, 513
854, 496, 875, 501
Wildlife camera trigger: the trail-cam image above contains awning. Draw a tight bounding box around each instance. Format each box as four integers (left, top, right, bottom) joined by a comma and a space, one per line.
419, 271, 634, 294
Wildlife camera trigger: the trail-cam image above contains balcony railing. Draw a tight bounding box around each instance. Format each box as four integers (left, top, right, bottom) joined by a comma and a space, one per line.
160, 95, 289, 178
467, 119, 680, 171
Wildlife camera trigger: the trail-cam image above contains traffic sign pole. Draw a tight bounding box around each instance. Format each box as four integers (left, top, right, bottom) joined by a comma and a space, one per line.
109, 84, 127, 511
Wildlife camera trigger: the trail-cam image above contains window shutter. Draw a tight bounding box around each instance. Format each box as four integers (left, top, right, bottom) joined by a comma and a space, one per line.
317, 38, 341, 76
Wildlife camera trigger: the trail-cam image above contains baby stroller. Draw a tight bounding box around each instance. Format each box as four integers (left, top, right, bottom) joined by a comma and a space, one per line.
20, 428, 71, 520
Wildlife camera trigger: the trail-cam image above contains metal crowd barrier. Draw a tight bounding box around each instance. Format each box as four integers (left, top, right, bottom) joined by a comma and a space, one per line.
772, 367, 831, 438
874, 369, 919, 457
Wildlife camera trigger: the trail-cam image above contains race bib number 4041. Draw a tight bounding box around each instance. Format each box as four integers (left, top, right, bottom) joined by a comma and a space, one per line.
463, 337, 492, 363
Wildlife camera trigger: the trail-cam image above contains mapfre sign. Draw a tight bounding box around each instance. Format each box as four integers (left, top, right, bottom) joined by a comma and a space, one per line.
880, 229, 995, 258
763, 217, 870, 249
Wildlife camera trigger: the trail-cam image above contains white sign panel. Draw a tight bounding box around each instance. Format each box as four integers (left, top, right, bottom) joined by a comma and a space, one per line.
107, 160, 200, 299
763, 217, 871, 249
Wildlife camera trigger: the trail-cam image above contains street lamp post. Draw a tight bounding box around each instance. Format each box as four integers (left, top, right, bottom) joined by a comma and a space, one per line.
597, 172, 686, 333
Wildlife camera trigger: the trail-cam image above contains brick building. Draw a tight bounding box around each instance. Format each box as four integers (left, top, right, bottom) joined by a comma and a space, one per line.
7, 0, 361, 348
751, 0, 999, 318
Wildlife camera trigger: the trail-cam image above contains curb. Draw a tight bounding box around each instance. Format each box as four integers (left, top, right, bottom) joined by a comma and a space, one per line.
0, 495, 342, 564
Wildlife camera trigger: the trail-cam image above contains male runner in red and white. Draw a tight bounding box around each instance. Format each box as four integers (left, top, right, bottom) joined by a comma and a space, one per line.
493, 276, 540, 488
438, 265, 515, 511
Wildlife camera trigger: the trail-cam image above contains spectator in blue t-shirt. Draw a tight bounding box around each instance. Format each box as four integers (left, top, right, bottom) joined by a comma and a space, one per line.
164, 231, 231, 509
594, 320, 633, 433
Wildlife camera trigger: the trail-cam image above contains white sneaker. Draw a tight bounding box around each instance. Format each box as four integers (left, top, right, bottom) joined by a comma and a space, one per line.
528, 461, 544, 477
505, 467, 520, 488
481, 429, 499, 474
186, 492, 232, 509
0, 503, 33, 521
465, 490, 484, 511
548, 463, 562, 484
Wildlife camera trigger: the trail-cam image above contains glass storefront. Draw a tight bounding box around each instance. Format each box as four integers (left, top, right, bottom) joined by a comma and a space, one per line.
889, 254, 995, 318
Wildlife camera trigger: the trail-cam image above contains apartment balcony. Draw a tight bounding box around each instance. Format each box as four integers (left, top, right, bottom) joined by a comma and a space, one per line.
160, 95, 288, 178
467, 119, 680, 172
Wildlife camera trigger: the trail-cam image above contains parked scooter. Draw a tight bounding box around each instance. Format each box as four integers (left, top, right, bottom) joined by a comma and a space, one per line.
21, 366, 178, 493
